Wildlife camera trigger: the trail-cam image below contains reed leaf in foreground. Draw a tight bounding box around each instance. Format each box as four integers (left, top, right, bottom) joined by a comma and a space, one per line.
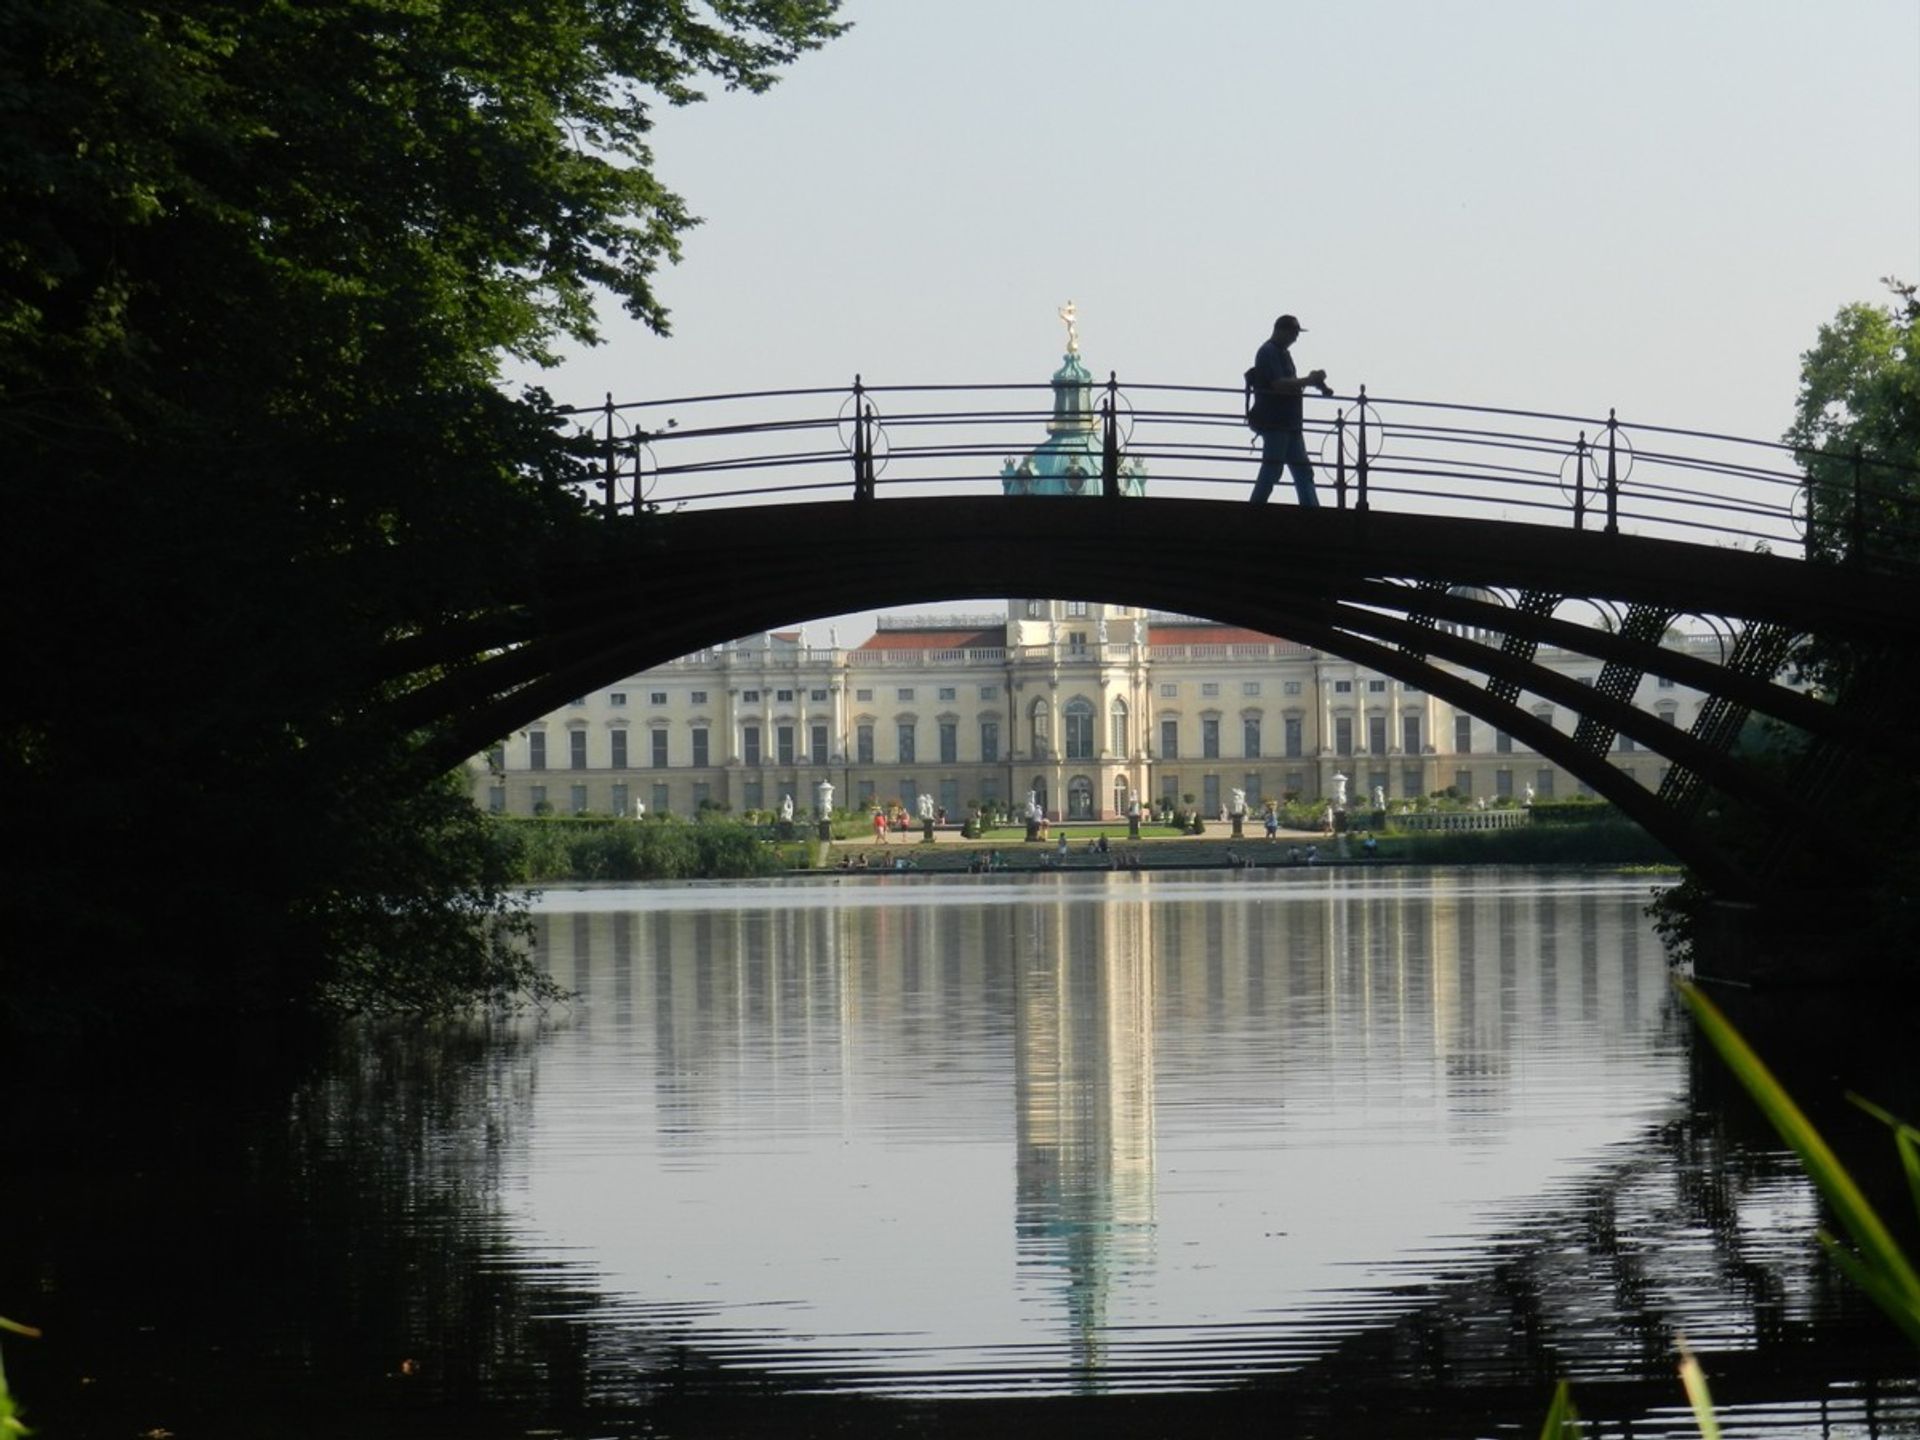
1676, 1341, 1721, 1440
1675, 979, 1920, 1347
0, 1314, 37, 1437
1537, 1378, 1582, 1439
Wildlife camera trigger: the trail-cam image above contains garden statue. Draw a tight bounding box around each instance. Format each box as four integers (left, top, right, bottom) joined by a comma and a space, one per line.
918, 792, 935, 821
780, 793, 794, 823
816, 779, 834, 816
1333, 772, 1349, 809
1373, 784, 1385, 812
1524, 784, 1535, 807
1230, 788, 1246, 816
633, 798, 646, 819
1096, 616, 1108, 644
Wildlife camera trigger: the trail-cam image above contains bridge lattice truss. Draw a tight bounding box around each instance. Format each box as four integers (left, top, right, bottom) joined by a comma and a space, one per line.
389, 380, 1920, 904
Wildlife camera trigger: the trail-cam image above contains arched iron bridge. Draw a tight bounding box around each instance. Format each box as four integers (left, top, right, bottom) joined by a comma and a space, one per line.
387, 378, 1920, 904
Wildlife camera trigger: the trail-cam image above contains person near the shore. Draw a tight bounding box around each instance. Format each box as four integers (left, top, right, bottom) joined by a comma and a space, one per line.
1263, 806, 1279, 841
872, 808, 888, 843
1247, 313, 1332, 506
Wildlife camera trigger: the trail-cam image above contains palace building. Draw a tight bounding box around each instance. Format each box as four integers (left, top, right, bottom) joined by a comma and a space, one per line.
471, 339, 1716, 821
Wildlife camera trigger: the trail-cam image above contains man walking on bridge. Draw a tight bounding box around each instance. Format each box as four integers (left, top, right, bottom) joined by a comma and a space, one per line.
1248, 313, 1332, 506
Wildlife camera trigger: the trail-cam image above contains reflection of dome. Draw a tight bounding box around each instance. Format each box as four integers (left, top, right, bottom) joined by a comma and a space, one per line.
1001, 352, 1148, 498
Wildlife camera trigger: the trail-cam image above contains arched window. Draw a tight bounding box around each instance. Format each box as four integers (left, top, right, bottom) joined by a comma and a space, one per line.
1067, 775, 1094, 819
1063, 698, 1095, 760
1112, 776, 1131, 816
1109, 697, 1128, 756
1029, 698, 1051, 758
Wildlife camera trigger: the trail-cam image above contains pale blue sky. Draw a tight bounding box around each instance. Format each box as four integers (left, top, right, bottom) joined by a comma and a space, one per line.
518, 1, 1920, 641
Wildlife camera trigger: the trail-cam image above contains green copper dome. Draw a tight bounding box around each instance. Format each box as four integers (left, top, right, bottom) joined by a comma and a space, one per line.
1000, 352, 1147, 498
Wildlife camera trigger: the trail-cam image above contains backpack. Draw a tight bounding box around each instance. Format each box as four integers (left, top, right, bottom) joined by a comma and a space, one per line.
1244, 365, 1279, 430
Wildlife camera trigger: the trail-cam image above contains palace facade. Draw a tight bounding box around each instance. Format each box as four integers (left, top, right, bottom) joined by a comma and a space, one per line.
470, 604, 1711, 821
470, 341, 1712, 820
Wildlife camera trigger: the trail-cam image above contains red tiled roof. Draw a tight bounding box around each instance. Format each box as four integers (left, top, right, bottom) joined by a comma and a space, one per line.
1148, 624, 1301, 647
858, 626, 1006, 650
771, 630, 802, 642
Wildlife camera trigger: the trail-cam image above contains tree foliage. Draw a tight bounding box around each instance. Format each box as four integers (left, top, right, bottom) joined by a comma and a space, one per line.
1786, 278, 1920, 569
0, 0, 844, 1031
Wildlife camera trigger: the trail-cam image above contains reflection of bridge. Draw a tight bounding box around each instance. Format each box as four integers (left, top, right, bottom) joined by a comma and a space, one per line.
494, 880, 1920, 1431
393, 380, 1919, 900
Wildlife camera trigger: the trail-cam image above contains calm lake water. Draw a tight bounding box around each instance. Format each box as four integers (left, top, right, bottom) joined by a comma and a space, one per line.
8, 868, 1919, 1438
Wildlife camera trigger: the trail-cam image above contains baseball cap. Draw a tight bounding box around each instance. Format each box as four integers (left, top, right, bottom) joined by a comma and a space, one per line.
1276, 314, 1307, 332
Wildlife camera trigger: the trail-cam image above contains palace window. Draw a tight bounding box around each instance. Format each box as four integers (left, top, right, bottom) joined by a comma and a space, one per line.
690, 691, 707, 705
528, 732, 547, 770
610, 692, 627, 706
939, 722, 958, 763
1063, 699, 1095, 760
1160, 718, 1179, 760
980, 720, 1000, 762
938, 687, 956, 702
776, 689, 794, 703
857, 724, 874, 764
897, 721, 916, 763
1367, 715, 1387, 754
691, 728, 709, 767
1335, 717, 1354, 756
1403, 715, 1422, 754
1243, 717, 1261, 759
743, 726, 761, 767
651, 730, 669, 768
811, 724, 829, 763
1456, 714, 1472, 753
777, 725, 795, 765
1030, 699, 1051, 757
1202, 717, 1220, 759
1109, 698, 1128, 756
610, 730, 628, 769
856, 688, 873, 702
1284, 717, 1303, 758
570, 731, 588, 769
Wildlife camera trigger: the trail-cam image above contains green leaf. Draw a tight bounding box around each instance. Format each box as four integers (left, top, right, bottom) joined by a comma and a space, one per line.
1677, 981, 1920, 1316
1847, 1092, 1920, 1224
1538, 1380, 1583, 1440
1676, 1342, 1722, 1440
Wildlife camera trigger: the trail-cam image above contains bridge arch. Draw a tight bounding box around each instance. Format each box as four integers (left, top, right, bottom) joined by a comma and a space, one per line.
389, 496, 1916, 900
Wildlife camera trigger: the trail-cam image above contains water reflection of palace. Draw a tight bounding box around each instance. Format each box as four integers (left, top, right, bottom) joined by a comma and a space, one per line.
527, 874, 1667, 1375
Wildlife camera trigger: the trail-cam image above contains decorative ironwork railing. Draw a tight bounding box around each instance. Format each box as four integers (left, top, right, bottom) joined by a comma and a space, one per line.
563, 378, 1920, 567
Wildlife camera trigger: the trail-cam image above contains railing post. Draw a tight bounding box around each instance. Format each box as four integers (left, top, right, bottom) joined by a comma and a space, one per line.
1101, 370, 1121, 500
1355, 384, 1370, 514
1604, 408, 1620, 534
1334, 408, 1348, 510
601, 391, 617, 519
1573, 431, 1588, 532
851, 374, 874, 502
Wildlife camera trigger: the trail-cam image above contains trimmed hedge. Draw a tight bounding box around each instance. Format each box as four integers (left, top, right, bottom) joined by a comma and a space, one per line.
489, 815, 779, 882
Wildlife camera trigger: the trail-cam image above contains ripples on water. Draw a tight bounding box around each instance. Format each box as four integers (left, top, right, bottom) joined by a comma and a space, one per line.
9, 868, 1918, 1437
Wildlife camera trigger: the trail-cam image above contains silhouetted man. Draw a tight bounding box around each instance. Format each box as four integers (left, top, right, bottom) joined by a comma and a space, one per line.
1247, 313, 1331, 506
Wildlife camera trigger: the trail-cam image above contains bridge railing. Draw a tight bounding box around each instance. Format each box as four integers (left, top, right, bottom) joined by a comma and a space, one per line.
562, 380, 1920, 566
